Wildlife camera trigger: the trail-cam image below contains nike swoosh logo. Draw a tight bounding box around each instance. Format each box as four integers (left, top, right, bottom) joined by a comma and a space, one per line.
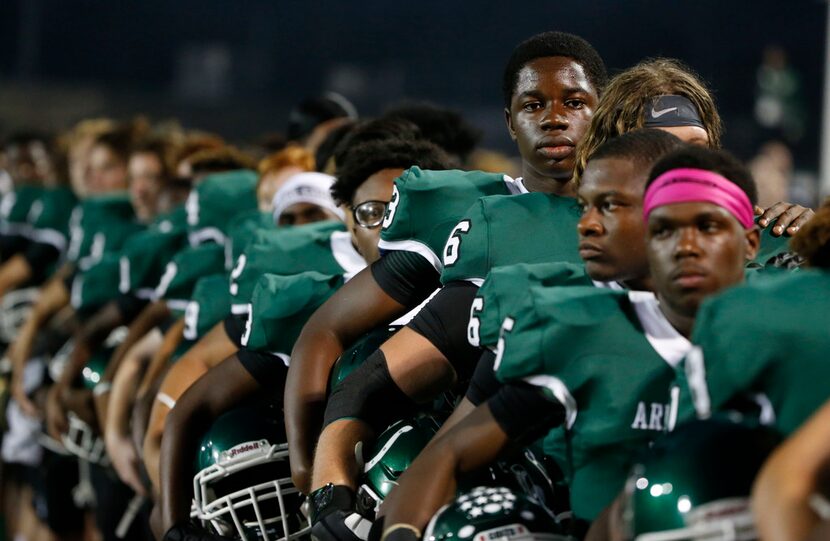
652, 106, 678, 118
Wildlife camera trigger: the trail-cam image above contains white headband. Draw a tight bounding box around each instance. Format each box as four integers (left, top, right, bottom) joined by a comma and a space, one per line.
272, 172, 344, 223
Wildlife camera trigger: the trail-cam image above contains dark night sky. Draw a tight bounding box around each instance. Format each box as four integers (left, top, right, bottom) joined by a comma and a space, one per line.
0, 0, 826, 164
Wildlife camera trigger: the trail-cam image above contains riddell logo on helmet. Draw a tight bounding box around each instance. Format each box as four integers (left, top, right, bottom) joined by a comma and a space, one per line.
220, 440, 270, 463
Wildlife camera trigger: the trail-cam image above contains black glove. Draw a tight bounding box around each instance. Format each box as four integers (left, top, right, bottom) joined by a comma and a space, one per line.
309, 484, 373, 541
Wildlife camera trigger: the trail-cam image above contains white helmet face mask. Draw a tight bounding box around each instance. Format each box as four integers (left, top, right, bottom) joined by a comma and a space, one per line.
193, 438, 310, 541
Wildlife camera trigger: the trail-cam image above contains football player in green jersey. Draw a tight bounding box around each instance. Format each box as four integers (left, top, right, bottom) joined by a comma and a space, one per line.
663, 202, 830, 541
311, 55, 813, 534
379, 144, 764, 539
288, 32, 607, 505
0, 132, 53, 260
153, 136, 451, 541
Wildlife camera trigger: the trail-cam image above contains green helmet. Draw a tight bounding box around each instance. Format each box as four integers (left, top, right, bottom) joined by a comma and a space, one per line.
423, 486, 574, 541
328, 326, 400, 391
621, 418, 781, 541
193, 405, 309, 541
0, 287, 37, 343
356, 415, 443, 517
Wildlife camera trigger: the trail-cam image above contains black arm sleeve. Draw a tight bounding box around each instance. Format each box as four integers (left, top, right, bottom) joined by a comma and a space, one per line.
21, 242, 60, 283
465, 350, 501, 406
406, 280, 481, 380
488, 382, 566, 445
114, 294, 149, 322
222, 314, 246, 348
0, 234, 28, 261
236, 347, 289, 393
370, 250, 441, 308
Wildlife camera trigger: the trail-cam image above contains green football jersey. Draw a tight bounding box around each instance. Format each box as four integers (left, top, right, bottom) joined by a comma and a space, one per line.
155, 243, 226, 314
378, 167, 522, 273
118, 207, 188, 299
183, 273, 231, 341
224, 209, 273, 269
494, 285, 691, 520
440, 192, 582, 286
66, 194, 143, 270
228, 220, 362, 315
186, 170, 258, 247
23, 185, 78, 254
70, 252, 122, 314
673, 269, 830, 437
0, 185, 44, 237
241, 271, 344, 360
471, 262, 591, 349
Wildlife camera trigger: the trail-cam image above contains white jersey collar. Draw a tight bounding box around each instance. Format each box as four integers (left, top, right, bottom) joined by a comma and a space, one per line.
627, 290, 691, 367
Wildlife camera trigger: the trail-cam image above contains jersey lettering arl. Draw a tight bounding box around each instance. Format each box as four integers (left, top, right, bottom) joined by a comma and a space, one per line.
673, 269, 830, 436
494, 285, 691, 520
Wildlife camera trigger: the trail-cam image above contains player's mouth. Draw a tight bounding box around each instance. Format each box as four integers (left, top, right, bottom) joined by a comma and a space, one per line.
578, 241, 604, 260
536, 137, 575, 160
671, 266, 708, 288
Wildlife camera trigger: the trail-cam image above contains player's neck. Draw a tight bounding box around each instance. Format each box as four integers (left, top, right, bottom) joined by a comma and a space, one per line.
521, 167, 575, 197
656, 293, 695, 338
621, 275, 653, 293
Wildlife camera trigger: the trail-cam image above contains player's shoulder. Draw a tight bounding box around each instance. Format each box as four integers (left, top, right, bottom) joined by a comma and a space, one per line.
394, 166, 508, 194
521, 283, 626, 328
699, 269, 828, 331
484, 262, 589, 295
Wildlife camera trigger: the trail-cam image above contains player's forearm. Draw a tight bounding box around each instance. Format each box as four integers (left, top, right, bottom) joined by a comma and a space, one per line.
106, 351, 146, 438
104, 301, 169, 381
138, 318, 184, 396
285, 326, 343, 493
160, 395, 211, 530
753, 400, 830, 541
0, 254, 33, 298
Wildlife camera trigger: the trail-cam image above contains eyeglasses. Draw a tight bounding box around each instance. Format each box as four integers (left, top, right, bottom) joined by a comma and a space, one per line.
351, 200, 388, 229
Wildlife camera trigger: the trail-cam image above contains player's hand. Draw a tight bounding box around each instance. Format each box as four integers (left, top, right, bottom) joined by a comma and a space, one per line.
45, 385, 68, 439
106, 431, 147, 496
10, 369, 40, 418
755, 202, 814, 236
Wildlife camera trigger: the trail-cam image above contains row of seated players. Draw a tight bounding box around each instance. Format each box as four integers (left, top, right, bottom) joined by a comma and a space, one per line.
0, 31, 824, 541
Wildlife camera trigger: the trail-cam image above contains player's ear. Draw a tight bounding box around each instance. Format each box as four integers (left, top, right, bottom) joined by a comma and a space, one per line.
744, 227, 761, 261
504, 107, 517, 142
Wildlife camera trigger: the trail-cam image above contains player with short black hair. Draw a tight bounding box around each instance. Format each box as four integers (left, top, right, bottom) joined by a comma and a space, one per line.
288, 36, 607, 520
383, 102, 482, 166
501, 31, 608, 109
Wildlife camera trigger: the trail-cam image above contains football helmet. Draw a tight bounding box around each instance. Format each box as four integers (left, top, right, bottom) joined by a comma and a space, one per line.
423, 486, 573, 541
328, 326, 400, 390
59, 349, 111, 465
0, 286, 37, 343
357, 414, 442, 517
621, 418, 781, 541
192, 405, 309, 541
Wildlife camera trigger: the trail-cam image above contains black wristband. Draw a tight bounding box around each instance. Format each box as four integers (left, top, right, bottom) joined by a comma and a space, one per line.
309, 484, 356, 524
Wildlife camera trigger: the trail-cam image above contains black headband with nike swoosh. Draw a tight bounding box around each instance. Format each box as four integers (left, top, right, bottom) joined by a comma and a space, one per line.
643, 95, 705, 129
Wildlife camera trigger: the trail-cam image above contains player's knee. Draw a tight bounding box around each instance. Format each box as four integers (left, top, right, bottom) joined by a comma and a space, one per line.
323, 349, 417, 431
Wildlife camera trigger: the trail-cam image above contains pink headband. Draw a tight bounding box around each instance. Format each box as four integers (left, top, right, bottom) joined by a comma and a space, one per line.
642, 168, 755, 229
